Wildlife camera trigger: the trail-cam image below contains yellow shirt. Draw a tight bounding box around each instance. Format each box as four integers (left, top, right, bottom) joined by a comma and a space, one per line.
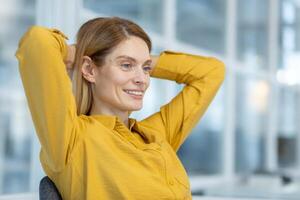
16, 26, 225, 200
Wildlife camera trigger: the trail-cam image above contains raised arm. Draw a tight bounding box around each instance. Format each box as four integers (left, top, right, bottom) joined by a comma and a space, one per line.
15, 26, 79, 171
141, 51, 225, 152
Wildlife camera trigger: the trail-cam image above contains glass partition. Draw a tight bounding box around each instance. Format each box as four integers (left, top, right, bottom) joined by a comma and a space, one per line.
237, 0, 269, 70
0, 0, 36, 194
83, 0, 163, 33
177, 0, 226, 54
235, 75, 270, 173
277, 86, 299, 168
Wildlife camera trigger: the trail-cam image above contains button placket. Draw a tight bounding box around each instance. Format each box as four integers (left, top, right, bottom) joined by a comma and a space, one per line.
156, 144, 175, 188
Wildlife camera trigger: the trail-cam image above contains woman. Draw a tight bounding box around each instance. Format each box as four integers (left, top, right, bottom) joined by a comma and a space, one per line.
16, 17, 225, 199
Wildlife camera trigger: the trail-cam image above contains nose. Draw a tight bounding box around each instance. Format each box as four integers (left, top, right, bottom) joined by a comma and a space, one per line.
133, 67, 148, 85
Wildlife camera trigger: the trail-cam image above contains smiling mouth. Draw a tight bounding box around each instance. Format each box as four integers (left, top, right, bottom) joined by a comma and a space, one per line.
123, 89, 144, 98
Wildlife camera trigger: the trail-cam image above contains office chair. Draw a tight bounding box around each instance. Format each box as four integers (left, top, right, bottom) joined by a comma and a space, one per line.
39, 176, 62, 200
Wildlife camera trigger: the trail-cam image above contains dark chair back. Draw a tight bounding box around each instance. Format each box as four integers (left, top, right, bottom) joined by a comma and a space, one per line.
39, 176, 62, 200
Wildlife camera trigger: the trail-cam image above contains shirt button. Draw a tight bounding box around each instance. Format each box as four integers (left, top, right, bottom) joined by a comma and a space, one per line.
168, 179, 174, 185
155, 144, 161, 151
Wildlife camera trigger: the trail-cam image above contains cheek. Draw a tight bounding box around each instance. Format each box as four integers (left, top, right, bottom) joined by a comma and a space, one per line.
93, 75, 113, 97
145, 76, 150, 89
97, 76, 128, 95
110, 71, 135, 86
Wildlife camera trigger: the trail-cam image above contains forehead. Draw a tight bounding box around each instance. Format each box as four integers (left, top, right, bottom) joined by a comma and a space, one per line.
108, 36, 150, 62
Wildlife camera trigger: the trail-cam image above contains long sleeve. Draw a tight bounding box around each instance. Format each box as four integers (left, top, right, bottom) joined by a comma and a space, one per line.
140, 51, 225, 152
15, 26, 79, 171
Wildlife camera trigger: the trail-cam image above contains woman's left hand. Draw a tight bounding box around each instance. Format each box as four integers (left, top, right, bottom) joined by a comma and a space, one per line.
65, 44, 76, 69
150, 55, 158, 76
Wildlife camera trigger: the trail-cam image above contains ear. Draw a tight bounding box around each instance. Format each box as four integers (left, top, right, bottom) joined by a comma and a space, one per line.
81, 56, 97, 83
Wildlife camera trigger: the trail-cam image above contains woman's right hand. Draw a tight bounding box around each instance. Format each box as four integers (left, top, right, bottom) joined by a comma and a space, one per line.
65, 44, 76, 69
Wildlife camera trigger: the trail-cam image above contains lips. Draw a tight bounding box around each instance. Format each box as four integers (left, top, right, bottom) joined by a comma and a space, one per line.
123, 89, 144, 99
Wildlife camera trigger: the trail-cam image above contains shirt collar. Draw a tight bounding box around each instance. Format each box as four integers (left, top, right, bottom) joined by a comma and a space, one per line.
89, 115, 117, 130
89, 115, 137, 131
128, 118, 137, 131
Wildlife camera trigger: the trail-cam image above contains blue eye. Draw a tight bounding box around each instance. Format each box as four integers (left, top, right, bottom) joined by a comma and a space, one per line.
120, 63, 132, 70
143, 66, 152, 73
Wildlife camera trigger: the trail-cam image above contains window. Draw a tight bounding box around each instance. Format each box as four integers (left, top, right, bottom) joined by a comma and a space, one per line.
83, 0, 163, 33
235, 76, 270, 173
0, 0, 36, 194
277, 86, 299, 168
177, 0, 226, 54
237, 0, 269, 70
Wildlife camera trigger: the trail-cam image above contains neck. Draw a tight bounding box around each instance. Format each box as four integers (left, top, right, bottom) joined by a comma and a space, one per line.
89, 101, 129, 128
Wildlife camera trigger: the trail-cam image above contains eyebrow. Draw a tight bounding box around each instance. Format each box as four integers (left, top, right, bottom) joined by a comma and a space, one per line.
115, 55, 152, 64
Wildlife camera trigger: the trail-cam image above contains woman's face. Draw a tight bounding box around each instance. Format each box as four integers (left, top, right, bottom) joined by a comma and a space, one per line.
93, 36, 152, 113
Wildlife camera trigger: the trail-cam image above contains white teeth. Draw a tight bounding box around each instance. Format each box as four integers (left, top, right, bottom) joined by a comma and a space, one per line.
125, 90, 143, 95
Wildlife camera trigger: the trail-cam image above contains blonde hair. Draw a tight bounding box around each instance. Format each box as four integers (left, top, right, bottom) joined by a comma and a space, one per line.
72, 17, 152, 115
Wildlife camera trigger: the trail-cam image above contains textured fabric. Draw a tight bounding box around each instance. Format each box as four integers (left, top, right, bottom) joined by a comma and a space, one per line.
39, 176, 62, 200
16, 26, 225, 200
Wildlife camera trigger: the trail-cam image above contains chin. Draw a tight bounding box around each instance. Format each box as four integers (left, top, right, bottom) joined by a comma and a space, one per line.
129, 106, 143, 111
127, 104, 143, 111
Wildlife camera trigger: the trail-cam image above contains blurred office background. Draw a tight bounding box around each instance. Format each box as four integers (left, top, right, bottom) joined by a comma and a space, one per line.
1, 0, 300, 199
